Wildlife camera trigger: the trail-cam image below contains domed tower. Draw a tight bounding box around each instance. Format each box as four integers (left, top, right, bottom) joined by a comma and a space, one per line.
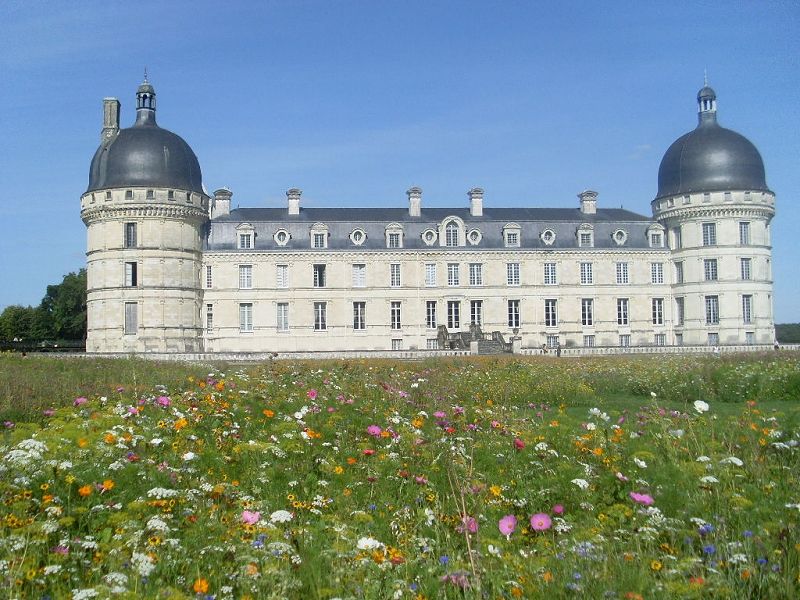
652, 84, 775, 346
80, 78, 210, 352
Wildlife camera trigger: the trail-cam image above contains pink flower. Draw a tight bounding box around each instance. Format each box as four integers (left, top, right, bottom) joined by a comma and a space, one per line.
552, 504, 564, 515
241, 510, 261, 525
490, 420, 501, 429
615, 472, 629, 482
530, 513, 552, 531
498, 514, 517, 537
156, 396, 171, 407
366, 425, 382, 437
363, 448, 375, 456
73, 397, 88, 406
629, 491, 654, 506
453, 406, 465, 416
307, 389, 318, 400
513, 438, 525, 451
414, 475, 428, 485
459, 516, 478, 534
433, 411, 447, 419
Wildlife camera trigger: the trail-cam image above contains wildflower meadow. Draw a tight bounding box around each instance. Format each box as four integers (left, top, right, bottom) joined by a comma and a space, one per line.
1, 353, 799, 599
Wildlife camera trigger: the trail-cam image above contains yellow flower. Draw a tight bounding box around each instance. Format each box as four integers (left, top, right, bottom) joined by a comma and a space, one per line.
174, 418, 188, 430
542, 571, 554, 583
333, 466, 344, 475
650, 560, 662, 571
489, 485, 502, 497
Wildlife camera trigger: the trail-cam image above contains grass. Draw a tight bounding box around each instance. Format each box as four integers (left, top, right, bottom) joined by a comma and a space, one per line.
0, 353, 798, 598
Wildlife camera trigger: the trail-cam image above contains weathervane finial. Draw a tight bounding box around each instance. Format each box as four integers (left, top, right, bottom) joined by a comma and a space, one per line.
704, 68, 708, 86
143, 66, 148, 83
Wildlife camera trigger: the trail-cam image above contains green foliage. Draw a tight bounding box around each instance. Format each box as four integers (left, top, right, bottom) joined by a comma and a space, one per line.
776, 323, 800, 343
0, 356, 799, 598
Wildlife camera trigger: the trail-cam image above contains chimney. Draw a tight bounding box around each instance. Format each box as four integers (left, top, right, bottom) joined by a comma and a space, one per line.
407, 186, 422, 217
578, 190, 598, 215
287, 188, 302, 215
102, 98, 120, 142
468, 187, 484, 217
211, 188, 232, 218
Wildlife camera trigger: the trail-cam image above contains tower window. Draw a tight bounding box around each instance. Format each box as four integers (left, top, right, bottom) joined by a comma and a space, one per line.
124, 302, 138, 335
125, 190, 133, 200
168, 190, 175, 200
146, 190, 154, 199
124, 223, 137, 248
124, 262, 138, 287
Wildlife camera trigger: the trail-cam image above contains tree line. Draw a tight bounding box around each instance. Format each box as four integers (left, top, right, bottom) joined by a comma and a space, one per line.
0, 270, 87, 342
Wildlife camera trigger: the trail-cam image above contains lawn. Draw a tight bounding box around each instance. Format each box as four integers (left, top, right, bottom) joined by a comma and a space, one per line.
0, 353, 798, 599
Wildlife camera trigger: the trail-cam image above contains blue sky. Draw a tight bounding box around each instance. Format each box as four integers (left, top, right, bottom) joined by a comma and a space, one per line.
2, 1, 799, 321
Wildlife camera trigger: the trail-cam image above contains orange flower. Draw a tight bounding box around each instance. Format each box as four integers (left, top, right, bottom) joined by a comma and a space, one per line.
174, 418, 188, 431
101, 479, 115, 492
262, 409, 274, 418
346, 457, 358, 465
77, 438, 89, 448
542, 571, 553, 583
104, 433, 117, 444
193, 578, 209, 593
78, 485, 92, 497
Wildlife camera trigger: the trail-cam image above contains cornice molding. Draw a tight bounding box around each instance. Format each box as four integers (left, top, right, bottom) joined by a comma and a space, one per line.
654, 205, 775, 222
81, 205, 209, 224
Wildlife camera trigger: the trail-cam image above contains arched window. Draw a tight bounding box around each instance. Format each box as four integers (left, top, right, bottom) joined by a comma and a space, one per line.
445, 221, 459, 247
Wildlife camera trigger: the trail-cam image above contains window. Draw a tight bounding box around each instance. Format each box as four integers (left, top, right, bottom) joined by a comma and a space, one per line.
276, 264, 288, 288
106, 190, 112, 201
702, 222, 717, 246
612, 229, 627, 246
277, 303, 289, 332
447, 301, 461, 329
675, 333, 683, 346
581, 298, 593, 326
540, 229, 556, 245
546, 335, 560, 349
445, 221, 459, 247
387, 232, 402, 248
390, 302, 402, 330
314, 302, 327, 331
544, 299, 558, 327
274, 229, 290, 246
206, 304, 213, 333
705, 295, 719, 325
504, 231, 520, 247
349, 229, 366, 245
673, 227, 682, 249
447, 263, 460, 286
470, 300, 483, 326
619, 334, 630, 347
740, 258, 751, 281
205, 265, 212, 288
650, 232, 663, 247
238, 233, 252, 249
146, 189, 154, 200
739, 221, 751, 245
742, 295, 753, 324
745, 331, 755, 345
616, 262, 629, 284
425, 263, 437, 287
124, 302, 137, 335
426, 301, 437, 329
124, 262, 138, 287
579, 232, 593, 247
652, 298, 664, 325
469, 263, 483, 286
352, 264, 366, 287
651, 262, 664, 284
467, 229, 482, 245
508, 300, 520, 328
313, 264, 326, 288
544, 262, 557, 285
580, 262, 593, 285
390, 263, 401, 287
353, 302, 366, 330
124, 222, 137, 248
583, 335, 595, 348
708, 332, 719, 346
312, 232, 327, 249
703, 259, 718, 281
654, 333, 666, 346
391, 339, 403, 351
703, 193, 711, 203
675, 261, 684, 284
675, 297, 685, 326
506, 263, 520, 286
426, 338, 439, 350
239, 303, 253, 333
239, 265, 253, 289
125, 190, 133, 200
422, 230, 437, 246
617, 298, 629, 325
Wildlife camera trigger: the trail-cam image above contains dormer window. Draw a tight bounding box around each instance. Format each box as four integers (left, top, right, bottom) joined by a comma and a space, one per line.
540, 229, 556, 246
421, 229, 437, 246
236, 223, 255, 250
577, 224, 594, 248
385, 223, 403, 248
445, 221, 459, 247
310, 223, 329, 249
274, 229, 290, 246
612, 229, 628, 246
503, 223, 521, 247
349, 228, 367, 246
647, 224, 666, 248
467, 229, 482, 245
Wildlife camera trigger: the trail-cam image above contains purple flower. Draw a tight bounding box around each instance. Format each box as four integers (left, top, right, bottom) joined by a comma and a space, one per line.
498, 514, 517, 537
702, 544, 716, 555
629, 491, 654, 506
156, 396, 171, 407
73, 397, 88, 407
366, 425, 382, 437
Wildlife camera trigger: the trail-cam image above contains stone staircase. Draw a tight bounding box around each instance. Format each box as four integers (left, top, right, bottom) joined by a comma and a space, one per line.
476, 339, 507, 354
437, 324, 512, 355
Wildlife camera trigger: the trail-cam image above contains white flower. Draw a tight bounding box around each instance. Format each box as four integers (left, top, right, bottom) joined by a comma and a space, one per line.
693, 400, 709, 414
487, 544, 501, 557
182, 452, 196, 461
72, 588, 99, 600
131, 552, 155, 577
571, 478, 590, 490
356, 536, 384, 551
146, 516, 170, 532
589, 408, 601, 417
696, 455, 711, 462
720, 456, 744, 467
43, 565, 62, 575
784, 503, 800, 511
699, 476, 719, 484
669, 429, 685, 438
634, 457, 648, 469
585, 422, 597, 431
270, 509, 293, 524
150, 438, 163, 446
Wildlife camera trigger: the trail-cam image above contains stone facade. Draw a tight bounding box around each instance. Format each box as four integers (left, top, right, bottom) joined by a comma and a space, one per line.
80, 81, 776, 353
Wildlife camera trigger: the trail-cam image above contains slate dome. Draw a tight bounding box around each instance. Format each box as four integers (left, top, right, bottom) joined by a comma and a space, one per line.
656, 87, 769, 200
87, 80, 204, 195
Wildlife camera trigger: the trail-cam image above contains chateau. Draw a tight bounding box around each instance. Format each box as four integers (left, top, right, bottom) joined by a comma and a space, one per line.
80, 80, 776, 354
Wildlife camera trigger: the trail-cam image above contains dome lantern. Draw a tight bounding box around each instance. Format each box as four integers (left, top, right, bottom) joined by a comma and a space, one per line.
135, 70, 157, 126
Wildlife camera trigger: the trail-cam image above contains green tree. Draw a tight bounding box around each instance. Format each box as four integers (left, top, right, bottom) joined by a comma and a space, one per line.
39, 269, 87, 340
0, 305, 37, 341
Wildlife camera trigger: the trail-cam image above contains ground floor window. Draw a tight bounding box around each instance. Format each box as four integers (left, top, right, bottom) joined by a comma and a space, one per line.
619, 334, 630, 347
314, 302, 327, 331
239, 303, 253, 333
124, 302, 137, 335
583, 335, 595, 348
654, 333, 666, 346
426, 338, 439, 349
546, 334, 559, 348
391, 338, 403, 350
